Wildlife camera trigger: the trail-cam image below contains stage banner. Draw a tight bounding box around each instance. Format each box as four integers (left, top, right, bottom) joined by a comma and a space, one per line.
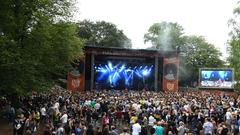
67, 71, 84, 92
163, 57, 179, 92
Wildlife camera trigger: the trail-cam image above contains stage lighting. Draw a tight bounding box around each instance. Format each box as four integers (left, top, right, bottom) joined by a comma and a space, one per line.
95, 61, 154, 88
100, 68, 107, 73
119, 65, 125, 73
142, 70, 148, 76
108, 62, 113, 70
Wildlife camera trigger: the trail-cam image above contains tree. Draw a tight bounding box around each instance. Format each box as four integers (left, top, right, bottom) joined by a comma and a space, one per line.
228, 1, 240, 89
76, 20, 132, 48
179, 36, 224, 86
144, 22, 224, 86
0, 0, 84, 94
144, 21, 184, 50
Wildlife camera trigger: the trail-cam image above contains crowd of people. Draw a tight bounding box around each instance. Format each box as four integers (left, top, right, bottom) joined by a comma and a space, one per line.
1, 86, 240, 135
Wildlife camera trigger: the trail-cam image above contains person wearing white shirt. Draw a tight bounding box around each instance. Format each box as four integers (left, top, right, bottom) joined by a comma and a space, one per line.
203, 118, 213, 135
54, 102, 59, 109
132, 121, 141, 135
94, 102, 101, 110
60, 113, 68, 124
225, 109, 232, 129
41, 107, 46, 116
40, 106, 46, 122
148, 114, 156, 126
225, 109, 232, 120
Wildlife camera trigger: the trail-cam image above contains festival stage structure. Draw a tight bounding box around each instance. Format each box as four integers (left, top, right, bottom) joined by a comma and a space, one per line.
68, 46, 180, 92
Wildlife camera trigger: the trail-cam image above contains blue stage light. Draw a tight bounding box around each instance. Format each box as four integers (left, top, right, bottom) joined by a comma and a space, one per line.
95, 61, 154, 88
135, 69, 142, 78
108, 62, 113, 71
119, 65, 125, 73
142, 69, 149, 76
141, 66, 153, 77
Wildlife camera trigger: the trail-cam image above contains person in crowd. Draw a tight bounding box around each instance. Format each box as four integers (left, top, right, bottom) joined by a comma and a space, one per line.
132, 120, 141, 135
109, 126, 118, 135
56, 123, 65, 135
43, 124, 52, 135
102, 126, 110, 135
148, 113, 156, 128
150, 127, 156, 135
155, 121, 164, 135
102, 112, 110, 129
13, 114, 25, 135
87, 125, 94, 135
120, 127, 130, 135
177, 121, 185, 135
3, 86, 240, 135
41, 105, 47, 123
217, 122, 228, 135
75, 123, 81, 135
140, 123, 148, 135
95, 126, 103, 135
203, 118, 213, 135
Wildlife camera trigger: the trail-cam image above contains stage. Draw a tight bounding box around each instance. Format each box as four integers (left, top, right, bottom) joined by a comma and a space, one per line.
74, 46, 180, 92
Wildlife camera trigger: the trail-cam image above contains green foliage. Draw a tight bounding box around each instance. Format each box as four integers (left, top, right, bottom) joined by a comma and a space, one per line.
144, 21, 184, 50
76, 20, 132, 48
228, 40, 240, 88
179, 36, 224, 84
228, 1, 240, 90
0, 0, 84, 95
144, 22, 224, 86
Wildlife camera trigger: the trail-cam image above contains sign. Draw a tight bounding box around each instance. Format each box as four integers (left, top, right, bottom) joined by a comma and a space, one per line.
163, 57, 179, 92
67, 72, 84, 92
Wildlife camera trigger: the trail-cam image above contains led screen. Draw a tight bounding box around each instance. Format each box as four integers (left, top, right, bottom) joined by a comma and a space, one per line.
200, 69, 234, 88
94, 57, 155, 90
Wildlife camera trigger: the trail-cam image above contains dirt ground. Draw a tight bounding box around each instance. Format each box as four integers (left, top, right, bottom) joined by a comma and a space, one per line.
0, 118, 14, 135
0, 118, 43, 135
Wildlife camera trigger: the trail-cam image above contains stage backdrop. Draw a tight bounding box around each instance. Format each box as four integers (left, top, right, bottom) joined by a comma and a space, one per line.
163, 57, 179, 92
67, 71, 84, 92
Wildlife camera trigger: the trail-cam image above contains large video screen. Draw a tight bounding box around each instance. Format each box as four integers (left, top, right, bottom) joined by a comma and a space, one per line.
199, 69, 234, 89
94, 56, 155, 90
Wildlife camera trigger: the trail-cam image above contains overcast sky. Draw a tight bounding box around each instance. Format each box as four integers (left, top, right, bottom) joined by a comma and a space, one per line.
75, 0, 239, 57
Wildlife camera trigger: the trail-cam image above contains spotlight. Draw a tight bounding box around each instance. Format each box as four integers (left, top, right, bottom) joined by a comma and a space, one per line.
142, 70, 149, 76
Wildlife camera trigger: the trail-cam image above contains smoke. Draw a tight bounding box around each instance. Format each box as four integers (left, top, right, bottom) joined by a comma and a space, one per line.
178, 56, 191, 81
159, 25, 172, 51
122, 38, 132, 49
158, 24, 173, 51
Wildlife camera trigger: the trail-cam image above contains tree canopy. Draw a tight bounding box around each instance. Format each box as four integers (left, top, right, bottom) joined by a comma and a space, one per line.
228, 1, 240, 89
0, 0, 84, 94
76, 20, 132, 48
179, 36, 224, 85
144, 22, 224, 86
144, 22, 185, 50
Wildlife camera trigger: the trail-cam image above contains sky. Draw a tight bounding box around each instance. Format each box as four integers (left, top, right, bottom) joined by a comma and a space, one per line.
75, 0, 239, 58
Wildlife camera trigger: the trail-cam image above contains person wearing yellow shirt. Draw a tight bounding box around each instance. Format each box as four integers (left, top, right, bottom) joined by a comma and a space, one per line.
35, 110, 40, 127
130, 114, 138, 124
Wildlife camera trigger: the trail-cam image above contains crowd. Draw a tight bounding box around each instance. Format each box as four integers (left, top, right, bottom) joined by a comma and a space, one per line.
1, 86, 240, 135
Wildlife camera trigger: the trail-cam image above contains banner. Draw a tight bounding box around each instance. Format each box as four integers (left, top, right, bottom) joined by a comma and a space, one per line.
163, 57, 179, 92
67, 72, 84, 92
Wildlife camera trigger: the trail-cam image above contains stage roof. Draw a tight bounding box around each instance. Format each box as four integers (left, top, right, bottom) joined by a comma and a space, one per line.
84, 46, 179, 57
